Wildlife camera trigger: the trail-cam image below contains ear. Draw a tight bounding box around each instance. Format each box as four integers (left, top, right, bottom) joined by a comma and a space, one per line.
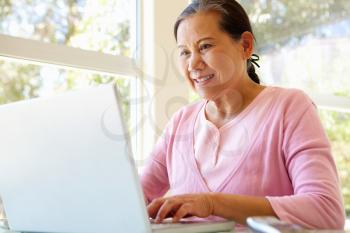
241, 31, 254, 59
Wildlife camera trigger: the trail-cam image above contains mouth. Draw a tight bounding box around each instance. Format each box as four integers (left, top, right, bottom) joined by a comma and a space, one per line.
193, 74, 215, 85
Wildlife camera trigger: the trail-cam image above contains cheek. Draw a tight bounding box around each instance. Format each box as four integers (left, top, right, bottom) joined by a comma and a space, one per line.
178, 59, 187, 77
204, 51, 243, 80
178, 59, 195, 88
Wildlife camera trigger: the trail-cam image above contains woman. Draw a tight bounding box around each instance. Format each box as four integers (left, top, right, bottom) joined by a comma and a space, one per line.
141, 0, 345, 229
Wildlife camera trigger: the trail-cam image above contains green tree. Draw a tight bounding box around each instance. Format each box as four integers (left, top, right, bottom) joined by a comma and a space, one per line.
0, 0, 131, 113
240, 0, 350, 52
319, 110, 350, 215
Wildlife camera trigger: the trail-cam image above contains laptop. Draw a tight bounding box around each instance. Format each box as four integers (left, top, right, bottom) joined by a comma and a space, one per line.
0, 84, 234, 233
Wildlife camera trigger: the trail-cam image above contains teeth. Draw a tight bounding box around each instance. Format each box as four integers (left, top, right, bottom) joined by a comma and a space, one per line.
196, 74, 213, 83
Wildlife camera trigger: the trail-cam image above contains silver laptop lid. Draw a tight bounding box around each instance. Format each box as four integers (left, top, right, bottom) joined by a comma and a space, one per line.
0, 84, 151, 233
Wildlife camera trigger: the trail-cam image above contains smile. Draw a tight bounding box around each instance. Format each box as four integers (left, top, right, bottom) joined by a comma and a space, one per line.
194, 74, 214, 85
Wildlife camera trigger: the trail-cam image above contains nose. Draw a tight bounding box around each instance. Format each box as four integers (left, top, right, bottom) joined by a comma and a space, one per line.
188, 52, 204, 73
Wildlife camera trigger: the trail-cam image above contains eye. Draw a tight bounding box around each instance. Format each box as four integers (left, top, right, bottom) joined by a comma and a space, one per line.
179, 49, 190, 57
199, 43, 212, 52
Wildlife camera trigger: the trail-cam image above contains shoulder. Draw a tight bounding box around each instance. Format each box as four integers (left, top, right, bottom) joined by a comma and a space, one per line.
169, 100, 205, 123
162, 100, 205, 133
270, 86, 312, 103
268, 86, 315, 113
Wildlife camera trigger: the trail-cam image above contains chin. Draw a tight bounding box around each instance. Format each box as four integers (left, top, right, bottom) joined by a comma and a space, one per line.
197, 90, 217, 101
195, 82, 228, 101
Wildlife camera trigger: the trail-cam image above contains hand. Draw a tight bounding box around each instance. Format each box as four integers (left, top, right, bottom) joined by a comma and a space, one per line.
147, 193, 214, 223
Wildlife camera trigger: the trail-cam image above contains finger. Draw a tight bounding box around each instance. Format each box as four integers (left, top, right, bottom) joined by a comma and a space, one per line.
172, 203, 192, 223
147, 198, 166, 219
155, 199, 182, 223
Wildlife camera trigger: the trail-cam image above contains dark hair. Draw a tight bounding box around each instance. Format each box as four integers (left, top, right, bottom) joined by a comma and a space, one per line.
174, 0, 260, 84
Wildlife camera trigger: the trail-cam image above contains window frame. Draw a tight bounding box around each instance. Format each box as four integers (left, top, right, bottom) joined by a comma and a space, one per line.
0, 0, 140, 159
0, 0, 191, 163
0, 34, 137, 76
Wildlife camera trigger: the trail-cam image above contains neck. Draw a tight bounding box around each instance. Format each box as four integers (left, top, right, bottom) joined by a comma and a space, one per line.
206, 78, 264, 122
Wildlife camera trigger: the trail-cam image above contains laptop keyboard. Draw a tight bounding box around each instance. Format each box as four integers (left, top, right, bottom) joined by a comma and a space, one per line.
150, 220, 234, 233
150, 218, 195, 230
151, 222, 186, 230
150, 218, 184, 229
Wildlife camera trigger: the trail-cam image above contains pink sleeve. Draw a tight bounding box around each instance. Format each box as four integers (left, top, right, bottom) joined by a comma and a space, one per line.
140, 123, 172, 203
267, 92, 345, 229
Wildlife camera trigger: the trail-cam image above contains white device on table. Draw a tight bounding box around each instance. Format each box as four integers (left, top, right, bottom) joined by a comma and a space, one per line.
247, 216, 305, 233
0, 84, 234, 233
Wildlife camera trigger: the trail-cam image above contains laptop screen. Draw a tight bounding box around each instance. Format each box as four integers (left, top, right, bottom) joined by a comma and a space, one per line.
0, 85, 151, 233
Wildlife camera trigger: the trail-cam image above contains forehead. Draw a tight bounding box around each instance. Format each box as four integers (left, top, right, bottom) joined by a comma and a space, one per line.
177, 11, 224, 44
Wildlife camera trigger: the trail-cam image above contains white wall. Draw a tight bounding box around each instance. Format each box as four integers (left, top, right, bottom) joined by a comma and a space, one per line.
138, 0, 189, 161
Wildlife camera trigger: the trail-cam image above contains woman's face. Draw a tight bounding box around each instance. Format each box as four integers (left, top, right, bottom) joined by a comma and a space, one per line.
176, 11, 252, 100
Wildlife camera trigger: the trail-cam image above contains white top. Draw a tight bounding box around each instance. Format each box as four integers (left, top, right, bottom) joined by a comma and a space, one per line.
193, 87, 274, 190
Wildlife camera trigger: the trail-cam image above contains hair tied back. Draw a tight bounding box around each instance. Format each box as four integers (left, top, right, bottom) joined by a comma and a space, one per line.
249, 54, 260, 68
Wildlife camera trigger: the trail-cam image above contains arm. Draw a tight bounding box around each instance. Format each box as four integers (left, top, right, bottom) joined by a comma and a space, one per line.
266, 92, 345, 229
210, 193, 276, 225
140, 136, 170, 203
140, 115, 179, 203
147, 193, 276, 225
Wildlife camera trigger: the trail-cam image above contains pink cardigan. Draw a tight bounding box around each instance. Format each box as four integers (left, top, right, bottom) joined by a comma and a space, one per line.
140, 87, 345, 229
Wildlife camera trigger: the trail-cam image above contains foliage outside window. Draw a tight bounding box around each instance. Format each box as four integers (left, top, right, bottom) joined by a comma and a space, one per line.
0, 0, 132, 56
0, 60, 132, 127
0, 0, 134, 124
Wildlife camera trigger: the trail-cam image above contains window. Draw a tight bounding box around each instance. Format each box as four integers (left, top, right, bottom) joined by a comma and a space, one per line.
0, 58, 132, 126
0, 0, 134, 56
0, 0, 138, 155
239, 0, 350, 215
319, 109, 350, 214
